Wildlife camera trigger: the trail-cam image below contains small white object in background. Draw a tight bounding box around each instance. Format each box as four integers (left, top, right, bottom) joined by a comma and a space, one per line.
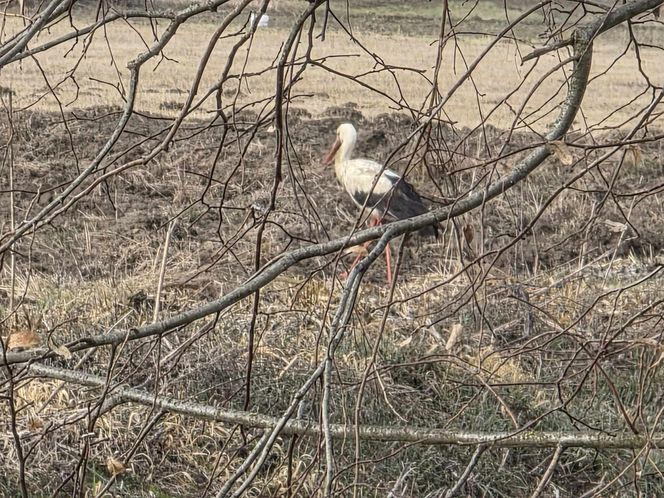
249, 11, 269, 28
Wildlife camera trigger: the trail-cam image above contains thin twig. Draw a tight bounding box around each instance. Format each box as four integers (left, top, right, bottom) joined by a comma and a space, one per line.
444, 445, 487, 498
530, 445, 565, 498
153, 219, 176, 324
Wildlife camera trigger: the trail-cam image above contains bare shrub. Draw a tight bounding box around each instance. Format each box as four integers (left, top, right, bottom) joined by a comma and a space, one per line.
1, 0, 663, 496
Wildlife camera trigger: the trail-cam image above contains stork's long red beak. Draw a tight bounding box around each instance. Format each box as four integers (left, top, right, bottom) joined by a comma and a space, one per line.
323, 137, 341, 165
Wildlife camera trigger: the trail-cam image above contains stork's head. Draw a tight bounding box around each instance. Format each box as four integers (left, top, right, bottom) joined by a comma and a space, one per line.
323, 123, 357, 165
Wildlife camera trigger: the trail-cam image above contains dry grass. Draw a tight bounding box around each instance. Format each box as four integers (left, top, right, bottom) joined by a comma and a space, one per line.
1, 101, 662, 495
1, 2, 663, 496
3, 7, 662, 130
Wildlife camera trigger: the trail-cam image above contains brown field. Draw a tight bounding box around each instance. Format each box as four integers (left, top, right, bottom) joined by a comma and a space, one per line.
3, 1, 663, 129
1, 1, 663, 497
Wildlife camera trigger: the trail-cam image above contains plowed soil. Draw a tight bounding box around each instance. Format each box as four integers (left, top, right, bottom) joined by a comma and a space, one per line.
1, 104, 661, 297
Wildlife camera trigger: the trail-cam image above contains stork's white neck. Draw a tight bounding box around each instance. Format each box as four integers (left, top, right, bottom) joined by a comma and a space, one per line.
335, 131, 356, 165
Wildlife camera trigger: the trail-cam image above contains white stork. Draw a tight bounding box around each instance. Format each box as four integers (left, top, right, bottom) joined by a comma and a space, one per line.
323, 122, 438, 283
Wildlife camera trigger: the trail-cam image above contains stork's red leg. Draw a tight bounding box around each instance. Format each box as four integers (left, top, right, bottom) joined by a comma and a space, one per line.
340, 224, 373, 279
371, 217, 393, 284
340, 216, 392, 284
341, 245, 369, 279
385, 240, 392, 284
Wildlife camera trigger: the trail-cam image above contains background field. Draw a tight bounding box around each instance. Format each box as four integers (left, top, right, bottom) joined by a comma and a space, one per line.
3, 0, 663, 128
1, 1, 663, 497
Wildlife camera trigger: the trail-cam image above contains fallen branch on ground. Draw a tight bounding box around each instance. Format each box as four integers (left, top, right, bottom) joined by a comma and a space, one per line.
25, 363, 664, 450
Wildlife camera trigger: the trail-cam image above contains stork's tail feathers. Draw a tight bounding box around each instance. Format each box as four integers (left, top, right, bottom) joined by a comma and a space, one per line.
417, 222, 440, 238
385, 179, 440, 239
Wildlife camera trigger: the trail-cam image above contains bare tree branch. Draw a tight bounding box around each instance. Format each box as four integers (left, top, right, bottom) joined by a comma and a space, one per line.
25, 363, 664, 450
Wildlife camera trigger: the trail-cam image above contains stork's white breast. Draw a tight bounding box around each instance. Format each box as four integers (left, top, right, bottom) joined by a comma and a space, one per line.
337, 159, 400, 205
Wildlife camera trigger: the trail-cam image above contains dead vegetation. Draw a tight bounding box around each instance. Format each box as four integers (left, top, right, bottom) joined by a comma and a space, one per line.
1, 0, 663, 497
1, 101, 662, 496
2, 1, 663, 127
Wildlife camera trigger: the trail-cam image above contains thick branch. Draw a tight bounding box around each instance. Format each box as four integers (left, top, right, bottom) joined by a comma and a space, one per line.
0, 0, 73, 67
522, 0, 664, 63
4, 10, 177, 65
25, 363, 664, 450
23, 363, 663, 450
